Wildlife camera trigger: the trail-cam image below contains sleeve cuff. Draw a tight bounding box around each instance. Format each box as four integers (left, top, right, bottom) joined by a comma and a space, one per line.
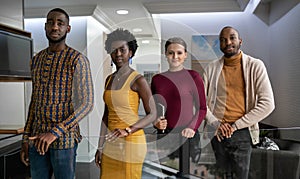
232, 123, 238, 131
50, 124, 66, 138
22, 134, 29, 143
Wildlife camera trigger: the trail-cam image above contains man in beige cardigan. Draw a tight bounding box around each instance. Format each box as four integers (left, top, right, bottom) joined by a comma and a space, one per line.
203, 26, 275, 179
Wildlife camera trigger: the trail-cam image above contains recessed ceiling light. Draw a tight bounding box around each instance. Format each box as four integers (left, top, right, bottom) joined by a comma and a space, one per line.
116, 9, 129, 15
133, 28, 143, 32
142, 40, 150, 44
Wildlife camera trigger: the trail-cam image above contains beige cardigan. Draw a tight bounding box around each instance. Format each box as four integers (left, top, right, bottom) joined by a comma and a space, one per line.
203, 52, 275, 144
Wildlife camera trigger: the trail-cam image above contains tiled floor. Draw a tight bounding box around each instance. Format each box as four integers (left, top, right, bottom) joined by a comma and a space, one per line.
75, 161, 162, 179
76, 161, 100, 179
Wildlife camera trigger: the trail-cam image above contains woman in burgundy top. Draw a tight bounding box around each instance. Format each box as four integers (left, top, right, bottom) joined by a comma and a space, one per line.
151, 37, 207, 162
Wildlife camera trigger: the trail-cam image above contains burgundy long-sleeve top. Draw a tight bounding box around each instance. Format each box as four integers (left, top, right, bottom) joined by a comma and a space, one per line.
151, 69, 207, 131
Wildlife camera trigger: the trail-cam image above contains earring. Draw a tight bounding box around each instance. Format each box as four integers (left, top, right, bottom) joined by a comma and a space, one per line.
129, 57, 132, 64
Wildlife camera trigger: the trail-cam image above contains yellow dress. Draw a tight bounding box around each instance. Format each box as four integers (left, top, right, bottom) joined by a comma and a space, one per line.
100, 71, 147, 179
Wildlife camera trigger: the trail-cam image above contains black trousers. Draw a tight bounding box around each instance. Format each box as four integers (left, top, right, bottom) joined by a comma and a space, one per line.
156, 128, 201, 163
211, 128, 252, 179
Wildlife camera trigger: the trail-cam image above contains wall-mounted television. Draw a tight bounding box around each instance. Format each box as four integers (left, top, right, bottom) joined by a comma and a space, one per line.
0, 29, 33, 78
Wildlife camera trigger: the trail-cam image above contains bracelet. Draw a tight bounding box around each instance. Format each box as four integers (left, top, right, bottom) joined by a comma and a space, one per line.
125, 127, 132, 135
98, 146, 104, 150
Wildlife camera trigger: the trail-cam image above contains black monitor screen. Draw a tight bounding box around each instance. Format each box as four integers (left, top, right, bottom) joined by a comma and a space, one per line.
0, 30, 33, 78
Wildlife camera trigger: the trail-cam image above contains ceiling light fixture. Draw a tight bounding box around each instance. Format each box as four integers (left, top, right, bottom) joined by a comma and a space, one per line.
132, 28, 143, 32
116, 9, 129, 15
142, 40, 150, 44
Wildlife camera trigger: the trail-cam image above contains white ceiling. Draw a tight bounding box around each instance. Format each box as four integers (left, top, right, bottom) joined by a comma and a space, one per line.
24, 0, 250, 39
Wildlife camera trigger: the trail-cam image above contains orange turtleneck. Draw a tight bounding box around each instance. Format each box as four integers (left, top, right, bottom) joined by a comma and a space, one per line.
214, 52, 246, 123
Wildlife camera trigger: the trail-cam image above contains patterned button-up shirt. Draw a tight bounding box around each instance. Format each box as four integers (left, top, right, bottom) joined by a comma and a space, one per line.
23, 46, 94, 149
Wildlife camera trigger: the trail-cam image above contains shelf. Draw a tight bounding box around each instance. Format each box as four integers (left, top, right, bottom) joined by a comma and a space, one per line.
0, 76, 32, 82
0, 23, 31, 38
0, 125, 24, 134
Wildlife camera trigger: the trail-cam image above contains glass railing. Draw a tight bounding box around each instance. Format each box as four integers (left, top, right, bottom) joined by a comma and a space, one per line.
1, 126, 299, 179
143, 126, 300, 179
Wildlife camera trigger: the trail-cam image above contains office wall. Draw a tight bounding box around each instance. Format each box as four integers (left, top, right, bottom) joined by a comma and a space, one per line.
0, 82, 25, 126
0, 0, 23, 29
267, 3, 300, 141
159, 11, 269, 70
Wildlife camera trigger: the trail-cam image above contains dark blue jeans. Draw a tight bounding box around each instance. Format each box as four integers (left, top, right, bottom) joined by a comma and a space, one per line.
211, 128, 252, 179
29, 144, 78, 179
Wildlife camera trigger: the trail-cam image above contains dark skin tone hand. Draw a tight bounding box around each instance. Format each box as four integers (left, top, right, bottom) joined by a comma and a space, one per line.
20, 133, 57, 166
20, 142, 30, 166
94, 128, 129, 168
94, 128, 130, 168
33, 133, 57, 155
215, 123, 236, 142
95, 149, 102, 168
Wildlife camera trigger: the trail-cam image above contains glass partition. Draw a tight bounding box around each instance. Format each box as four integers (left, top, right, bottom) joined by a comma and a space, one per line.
143, 126, 300, 179
1, 127, 299, 178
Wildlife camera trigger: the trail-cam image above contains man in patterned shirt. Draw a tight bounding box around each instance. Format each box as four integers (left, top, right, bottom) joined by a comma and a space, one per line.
20, 8, 94, 179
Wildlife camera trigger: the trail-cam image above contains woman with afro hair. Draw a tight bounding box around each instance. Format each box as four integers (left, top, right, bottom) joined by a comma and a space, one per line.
95, 28, 157, 179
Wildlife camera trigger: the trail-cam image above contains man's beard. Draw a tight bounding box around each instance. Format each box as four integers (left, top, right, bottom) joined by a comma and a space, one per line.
46, 33, 67, 43
222, 44, 241, 58
223, 51, 237, 58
